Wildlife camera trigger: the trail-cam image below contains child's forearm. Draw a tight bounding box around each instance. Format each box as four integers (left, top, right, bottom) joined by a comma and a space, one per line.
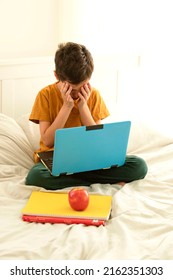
78, 104, 96, 126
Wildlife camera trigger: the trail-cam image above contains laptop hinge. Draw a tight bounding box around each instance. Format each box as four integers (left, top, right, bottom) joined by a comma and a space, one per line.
61, 173, 67, 176
103, 165, 118, 170
59, 172, 73, 176
86, 124, 103, 131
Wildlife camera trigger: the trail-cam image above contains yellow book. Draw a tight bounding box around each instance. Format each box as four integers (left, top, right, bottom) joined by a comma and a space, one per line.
21, 191, 112, 226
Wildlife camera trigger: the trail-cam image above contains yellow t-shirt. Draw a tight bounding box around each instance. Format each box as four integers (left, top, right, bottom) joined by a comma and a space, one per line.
29, 82, 110, 162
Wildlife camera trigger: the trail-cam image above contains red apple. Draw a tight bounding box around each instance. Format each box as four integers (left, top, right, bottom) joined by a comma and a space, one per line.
68, 188, 89, 211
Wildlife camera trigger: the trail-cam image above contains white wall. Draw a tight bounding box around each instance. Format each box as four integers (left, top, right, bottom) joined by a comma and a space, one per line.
1, 0, 173, 63
0, 0, 60, 59
0, 0, 173, 133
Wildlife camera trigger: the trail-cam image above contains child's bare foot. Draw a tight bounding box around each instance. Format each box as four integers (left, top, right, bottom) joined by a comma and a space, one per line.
118, 182, 126, 186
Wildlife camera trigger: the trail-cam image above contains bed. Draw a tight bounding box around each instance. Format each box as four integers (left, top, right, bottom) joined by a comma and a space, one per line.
0, 112, 173, 260
0, 57, 173, 260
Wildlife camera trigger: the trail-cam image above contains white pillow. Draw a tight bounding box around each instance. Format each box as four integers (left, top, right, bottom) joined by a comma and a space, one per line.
104, 116, 173, 154
127, 121, 173, 154
0, 114, 34, 169
17, 114, 40, 151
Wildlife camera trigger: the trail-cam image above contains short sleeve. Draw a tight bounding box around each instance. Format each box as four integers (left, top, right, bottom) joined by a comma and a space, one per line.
88, 89, 110, 122
29, 89, 51, 124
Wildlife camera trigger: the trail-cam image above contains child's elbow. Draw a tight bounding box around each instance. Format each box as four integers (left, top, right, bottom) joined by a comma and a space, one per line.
42, 137, 54, 148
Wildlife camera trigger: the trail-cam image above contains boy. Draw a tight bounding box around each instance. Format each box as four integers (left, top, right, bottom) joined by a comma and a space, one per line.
26, 42, 147, 190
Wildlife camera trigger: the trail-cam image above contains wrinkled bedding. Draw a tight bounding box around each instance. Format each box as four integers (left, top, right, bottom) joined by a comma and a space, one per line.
0, 113, 173, 260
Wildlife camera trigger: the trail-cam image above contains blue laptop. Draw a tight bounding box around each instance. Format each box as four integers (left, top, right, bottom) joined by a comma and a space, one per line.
37, 121, 131, 176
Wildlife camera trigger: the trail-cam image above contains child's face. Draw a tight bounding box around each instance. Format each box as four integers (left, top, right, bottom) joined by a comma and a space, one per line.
68, 79, 90, 100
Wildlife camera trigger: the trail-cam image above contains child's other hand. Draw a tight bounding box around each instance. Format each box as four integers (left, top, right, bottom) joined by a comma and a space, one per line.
78, 83, 92, 108
60, 82, 74, 109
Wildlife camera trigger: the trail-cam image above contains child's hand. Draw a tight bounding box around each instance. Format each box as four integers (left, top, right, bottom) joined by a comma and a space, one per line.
78, 83, 92, 108
60, 82, 74, 109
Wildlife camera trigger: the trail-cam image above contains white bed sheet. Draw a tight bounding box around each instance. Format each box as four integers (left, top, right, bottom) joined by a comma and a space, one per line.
0, 113, 173, 260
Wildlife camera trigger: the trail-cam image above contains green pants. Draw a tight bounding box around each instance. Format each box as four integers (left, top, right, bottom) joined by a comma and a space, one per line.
25, 155, 148, 190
